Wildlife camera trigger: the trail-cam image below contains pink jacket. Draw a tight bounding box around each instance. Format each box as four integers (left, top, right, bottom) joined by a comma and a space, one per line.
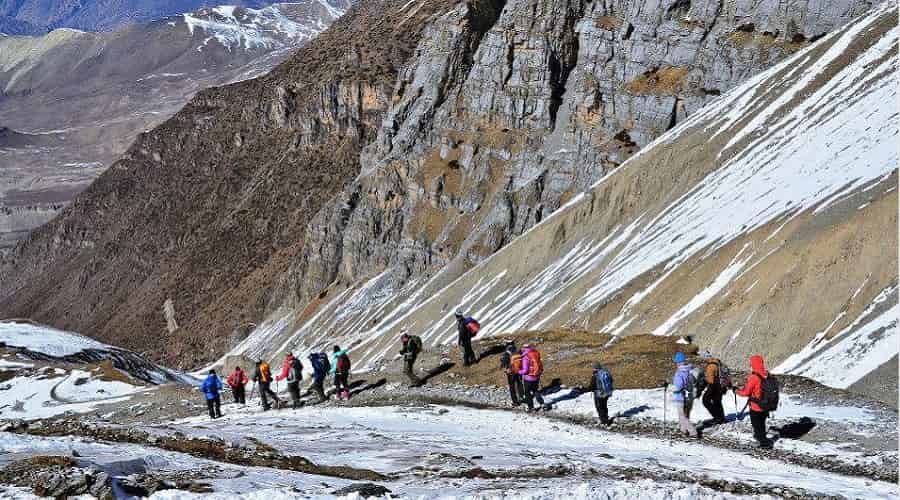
518, 347, 539, 382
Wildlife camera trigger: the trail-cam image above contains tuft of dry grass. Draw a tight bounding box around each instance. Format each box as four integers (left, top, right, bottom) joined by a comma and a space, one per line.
624, 66, 689, 96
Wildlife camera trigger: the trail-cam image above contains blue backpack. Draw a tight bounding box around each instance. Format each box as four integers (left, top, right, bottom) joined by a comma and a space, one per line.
594, 369, 613, 397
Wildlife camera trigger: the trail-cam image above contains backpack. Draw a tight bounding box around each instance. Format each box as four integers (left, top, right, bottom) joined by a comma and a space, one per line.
526, 350, 543, 377
716, 362, 733, 388
681, 367, 699, 401
336, 353, 351, 373
510, 353, 523, 374
594, 369, 613, 397
409, 335, 423, 353
464, 317, 481, 336
692, 366, 706, 395
318, 352, 331, 373
288, 358, 303, 382
751, 373, 780, 411
259, 362, 271, 383
500, 351, 511, 370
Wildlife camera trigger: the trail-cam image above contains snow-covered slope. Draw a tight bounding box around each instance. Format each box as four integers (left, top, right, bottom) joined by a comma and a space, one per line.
226, 4, 898, 402
0, 321, 193, 419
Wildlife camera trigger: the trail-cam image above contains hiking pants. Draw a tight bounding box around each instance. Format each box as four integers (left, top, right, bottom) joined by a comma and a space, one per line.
334, 372, 350, 394
523, 379, 545, 410
312, 377, 326, 401
206, 395, 221, 419
460, 337, 477, 366
749, 410, 771, 447
287, 381, 301, 408
702, 383, 726, 423
676, 399, 697, 437
232, 385, 246, 404
506, 374, 524, 405
594, 394, 610, 424
259, 382, 279, 410
404, 354, 421, 385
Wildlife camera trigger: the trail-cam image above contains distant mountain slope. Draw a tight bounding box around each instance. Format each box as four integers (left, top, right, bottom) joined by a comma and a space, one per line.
0, 0, 466, 367
233, 3, 897, 402
0, 0, 283, 35
0, 0, 349, 254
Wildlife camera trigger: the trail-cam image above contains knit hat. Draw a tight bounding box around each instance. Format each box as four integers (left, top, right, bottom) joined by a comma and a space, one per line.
673, 352, 686, 363
592, 362, 603, 370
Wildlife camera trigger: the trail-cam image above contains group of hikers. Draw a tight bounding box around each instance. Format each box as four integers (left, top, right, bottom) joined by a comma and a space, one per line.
200, 345, 353, 416
200, 310, 780, 449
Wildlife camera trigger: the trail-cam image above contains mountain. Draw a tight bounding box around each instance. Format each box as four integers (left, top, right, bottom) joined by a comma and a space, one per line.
0, 0, 282, 35
0, 0, 886, 388
230, 2, 898, 402
0, 0, 349, 254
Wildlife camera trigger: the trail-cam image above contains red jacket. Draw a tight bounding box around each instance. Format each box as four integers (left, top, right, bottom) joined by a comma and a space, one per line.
736, 355, 768, 412
276, 354, 296, 382
226, 368, 248, 388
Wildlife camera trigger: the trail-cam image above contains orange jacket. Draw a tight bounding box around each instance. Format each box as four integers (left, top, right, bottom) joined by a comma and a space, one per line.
736, 355, 768, 412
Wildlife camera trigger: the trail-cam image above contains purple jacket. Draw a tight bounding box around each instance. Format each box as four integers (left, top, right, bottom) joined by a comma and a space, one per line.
518, 347, 539, 382
672, 363, 693, 402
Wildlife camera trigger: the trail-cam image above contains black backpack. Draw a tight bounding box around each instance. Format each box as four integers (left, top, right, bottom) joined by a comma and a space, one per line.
752, 373, 780, 411
289, 358, 303, 382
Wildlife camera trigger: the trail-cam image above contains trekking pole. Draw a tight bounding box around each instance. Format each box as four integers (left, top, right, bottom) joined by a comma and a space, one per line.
661, 382, 668, 440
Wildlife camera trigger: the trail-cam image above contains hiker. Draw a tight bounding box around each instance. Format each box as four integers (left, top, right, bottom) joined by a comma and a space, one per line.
399, 332, 423, 386
518, 344, 545, 412
253, 359, 281, 411
200, 369, 223, 419
671, 352, 699, 438
276, 353, 304, 409
499, 341, 524, 406
700, 350, 729, 424
454, 310, 479, 366
308, 352, 329, 402
226, 366, 249, 404
589, 362, 614, 425
735, 355, 777, 449
330, 346, 352, 400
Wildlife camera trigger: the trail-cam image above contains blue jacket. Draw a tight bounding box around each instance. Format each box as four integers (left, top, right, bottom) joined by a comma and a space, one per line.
309, 354, 327, 381
672, 364, 693, 402
201, 374, 223, 400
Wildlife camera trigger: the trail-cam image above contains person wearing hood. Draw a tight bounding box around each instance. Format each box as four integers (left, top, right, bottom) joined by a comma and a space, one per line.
735, 355, 773, 449
276, 353, 304, 409
329, 346, 352, 400
499, 341, 524, 406
200, 369, 223, 419
308, 352, 329, 402
226, 366, 249, 404
518, 344, 545, 412
700, 350, 727, 425
671, 352, 698, 438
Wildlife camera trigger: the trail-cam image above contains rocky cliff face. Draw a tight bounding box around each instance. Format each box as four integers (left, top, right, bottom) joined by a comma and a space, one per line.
0, 0, 882, 376
234, 3, 898, 402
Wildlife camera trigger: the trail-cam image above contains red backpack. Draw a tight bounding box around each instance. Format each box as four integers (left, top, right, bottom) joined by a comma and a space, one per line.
465, 317, 481, 336
336, 353, 351, 373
